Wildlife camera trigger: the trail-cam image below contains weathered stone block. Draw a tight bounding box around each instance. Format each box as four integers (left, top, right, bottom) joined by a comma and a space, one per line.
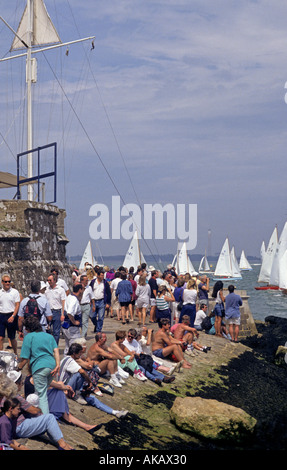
170, 396, 257, 442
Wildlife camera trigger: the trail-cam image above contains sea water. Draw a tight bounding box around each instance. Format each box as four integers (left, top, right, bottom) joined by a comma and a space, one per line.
101, 259, 287, 323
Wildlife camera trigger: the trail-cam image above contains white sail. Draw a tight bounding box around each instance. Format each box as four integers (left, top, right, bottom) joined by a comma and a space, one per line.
231, 246, 242, 279
260, 241, 266, 263
11, 0, 61, 51
79, 241, 96, 270
279, 249, 287, 290
258, 226, 278, 283
213, 238, 232, 278
123, 230, 145, 270
199, 253, 210, 273
269, 222, 287, 287
176, 242, 196, 275
239, 250, 253, 271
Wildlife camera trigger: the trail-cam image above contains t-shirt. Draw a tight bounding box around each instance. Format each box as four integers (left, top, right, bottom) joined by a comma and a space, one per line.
123, 338, 142, 355
182, 289, 197, 305
0, 414, 16, 445
198, 282, 208, 300
59, 356, 81, 384
0, 288, 20, 313
194, 309, 207, 327
148, 278, 158, 299
20, 331, 57, 374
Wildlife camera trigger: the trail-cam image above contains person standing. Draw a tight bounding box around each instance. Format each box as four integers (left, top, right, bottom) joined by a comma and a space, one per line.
17, 316, 60, 415
225, 285, 243, 342
198, 275, 210, 306
0, 274, 20, 355
148, 270, 158, 323
18, 280, 53, 337
80, 275, 95, 339
115, 273, 133, 324
62, 283, 84, 354
45, 274, 66, 345
89, 269, 111, 333
50, 266, 70, 295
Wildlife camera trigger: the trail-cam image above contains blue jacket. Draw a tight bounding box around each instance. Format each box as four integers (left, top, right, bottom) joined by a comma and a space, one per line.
90, 278, 111, 305
116, 280, 133, 303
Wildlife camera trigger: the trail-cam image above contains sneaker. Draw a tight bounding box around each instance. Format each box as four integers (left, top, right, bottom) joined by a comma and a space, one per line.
115, 410, 129, 418
134, 370, 147, 381
109, 377, 122, 388
117, 368, 129, 379
116, 374, 126, 384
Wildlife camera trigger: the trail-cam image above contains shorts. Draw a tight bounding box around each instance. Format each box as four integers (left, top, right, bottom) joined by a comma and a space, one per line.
152, 348, 165, 359
0, 313, 18, 339
136, 299, 149, 309
120, 301, 130, 307
150, 299, 156, 307
225, 317, 240, 325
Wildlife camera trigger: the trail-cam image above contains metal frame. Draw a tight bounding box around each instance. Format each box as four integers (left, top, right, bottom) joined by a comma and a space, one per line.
17, 142, 57, 203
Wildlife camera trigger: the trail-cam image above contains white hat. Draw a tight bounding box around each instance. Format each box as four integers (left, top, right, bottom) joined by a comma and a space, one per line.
40, 281, 47, 290
148, 265, 155, 271
7, 370, 22, 383
26, 393, 40, 407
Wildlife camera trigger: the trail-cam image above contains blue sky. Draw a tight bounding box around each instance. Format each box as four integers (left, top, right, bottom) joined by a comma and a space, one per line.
0, 0, 287, 260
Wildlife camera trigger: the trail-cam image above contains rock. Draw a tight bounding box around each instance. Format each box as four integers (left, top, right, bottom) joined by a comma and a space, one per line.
274, 345, 287, 366
170, 396, 257, 442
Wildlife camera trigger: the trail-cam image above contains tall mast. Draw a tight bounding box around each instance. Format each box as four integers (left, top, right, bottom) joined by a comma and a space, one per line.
0, 0, 95, 202
27, 0, 34, 201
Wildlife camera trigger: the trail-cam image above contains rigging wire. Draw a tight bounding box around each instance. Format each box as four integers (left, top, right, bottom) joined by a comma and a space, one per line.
63, 0, 164, 265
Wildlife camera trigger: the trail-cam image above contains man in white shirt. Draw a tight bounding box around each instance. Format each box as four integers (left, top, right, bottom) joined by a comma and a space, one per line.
194, 303, 208, 330
50, 266, 70, 295
45, 273, 66, 345
89, 269, 111, 333
62, 283, 84, 354
80, 274, 95, 339
0, 274, 20, 354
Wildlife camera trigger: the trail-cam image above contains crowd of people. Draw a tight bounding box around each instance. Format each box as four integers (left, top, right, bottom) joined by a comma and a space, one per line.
0, 262, 243, 450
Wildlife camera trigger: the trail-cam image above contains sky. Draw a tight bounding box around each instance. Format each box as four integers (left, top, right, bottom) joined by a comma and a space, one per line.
0, 0, 287, 262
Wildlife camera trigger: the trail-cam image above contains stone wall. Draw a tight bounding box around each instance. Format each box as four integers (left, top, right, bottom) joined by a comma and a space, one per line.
0, 200, 71, 295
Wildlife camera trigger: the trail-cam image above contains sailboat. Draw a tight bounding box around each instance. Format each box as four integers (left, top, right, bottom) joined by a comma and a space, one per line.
173, 242, 196, 275
269, 221, 287, 288
122, 230, 146, 270
279, 249, 287, 293
256, 225, 279, 290
198, 251, 212, 273
239, 250, 253, 271
79, 241, 96, 271
0, 1, 95, 201
212, 238, 242, 281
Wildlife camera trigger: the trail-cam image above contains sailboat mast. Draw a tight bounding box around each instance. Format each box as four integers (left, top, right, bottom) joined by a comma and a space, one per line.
27, 0, 34, 201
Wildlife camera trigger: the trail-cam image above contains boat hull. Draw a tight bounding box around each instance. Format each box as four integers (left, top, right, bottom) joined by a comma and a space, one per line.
254, 285, 279, 290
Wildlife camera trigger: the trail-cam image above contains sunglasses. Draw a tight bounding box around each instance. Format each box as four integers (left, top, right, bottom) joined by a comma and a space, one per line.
3, 280, 11, 283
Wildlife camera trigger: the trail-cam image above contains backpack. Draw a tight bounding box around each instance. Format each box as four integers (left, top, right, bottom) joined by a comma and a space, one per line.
201, 316, 212, 331
24, 295, 41, 321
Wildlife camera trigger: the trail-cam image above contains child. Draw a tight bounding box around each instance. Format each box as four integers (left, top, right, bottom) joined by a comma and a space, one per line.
0, 397, 29, 450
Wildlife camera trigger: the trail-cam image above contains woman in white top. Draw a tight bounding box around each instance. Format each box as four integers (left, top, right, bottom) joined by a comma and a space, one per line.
135, 275, 151, 326
179, 279, 197, 326
110, 272, 122, 320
